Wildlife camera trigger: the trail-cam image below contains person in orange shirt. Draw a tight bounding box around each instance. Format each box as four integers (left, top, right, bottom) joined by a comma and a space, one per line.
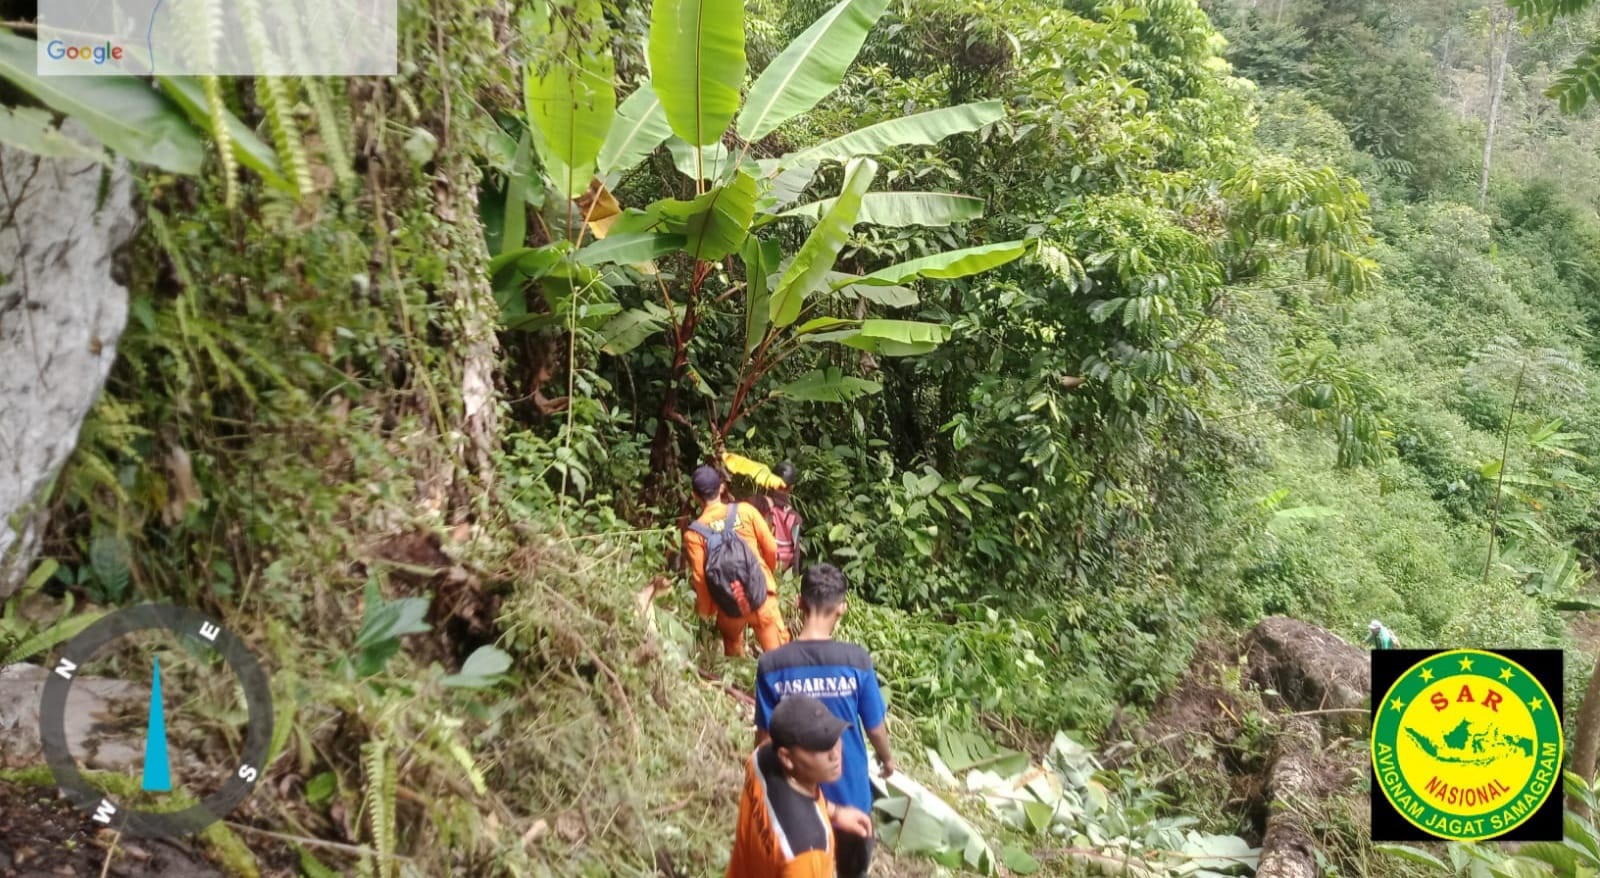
728, 694, 873, 877
684, 465, 791, 657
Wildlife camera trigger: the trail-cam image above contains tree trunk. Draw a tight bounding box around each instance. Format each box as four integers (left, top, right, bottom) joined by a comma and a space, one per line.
1256, 716, 1322, 878
646, 303, 702, 502
0, 134, 139, 599
1478, 9, 1513, 209
1571, 653, 1600, 817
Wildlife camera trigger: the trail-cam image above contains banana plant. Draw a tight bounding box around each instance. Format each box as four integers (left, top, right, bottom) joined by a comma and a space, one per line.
1380, 773, 1600, 877
505, 0, 1033, 481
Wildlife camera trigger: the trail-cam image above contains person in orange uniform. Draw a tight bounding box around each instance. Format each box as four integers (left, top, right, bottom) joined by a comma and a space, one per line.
728, 694, 874, 877
684, 465, 791, 657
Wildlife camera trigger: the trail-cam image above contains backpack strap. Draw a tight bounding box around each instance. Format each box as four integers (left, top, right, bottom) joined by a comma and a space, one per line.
686, 521, 715, 540
724, 502, 741, 529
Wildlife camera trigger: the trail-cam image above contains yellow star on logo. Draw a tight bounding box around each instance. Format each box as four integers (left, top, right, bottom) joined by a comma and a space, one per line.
1458, 656, 1474, 671
1419, 668, 1434, 682
1529, 698, 1544, 712
1499, 667, 1514, 682
1390, 698, 1405, 712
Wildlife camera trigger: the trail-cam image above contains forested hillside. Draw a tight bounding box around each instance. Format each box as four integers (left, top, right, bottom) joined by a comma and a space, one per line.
4, 0, 1600, 875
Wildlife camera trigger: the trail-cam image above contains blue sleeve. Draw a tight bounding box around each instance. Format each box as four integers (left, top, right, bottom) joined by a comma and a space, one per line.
858, 663, 887, 731
755, 667, 778, 731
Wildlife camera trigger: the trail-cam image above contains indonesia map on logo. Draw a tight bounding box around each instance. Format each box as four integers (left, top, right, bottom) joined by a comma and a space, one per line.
37, 0, 396, 76
1371, 648, 1563, 842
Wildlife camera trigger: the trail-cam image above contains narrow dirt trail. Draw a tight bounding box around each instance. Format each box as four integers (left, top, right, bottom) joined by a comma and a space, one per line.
0, 780, 221, 878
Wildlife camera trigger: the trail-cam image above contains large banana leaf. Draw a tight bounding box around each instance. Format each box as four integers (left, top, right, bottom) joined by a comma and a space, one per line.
649, 0, 746, 146
157, 76, 290, 191
736, 0, 889, 142
0, 105, 108, 164
0, 30, 204, 174
655, 172, 759, 261
783, 100, 1005, 166
500, 132, 532, 257
597, 303, 671, 355
773, 367, 882, 402
783, 192, 984, 227
828, 272, 917, 306
525, 0, 616, 197
841, 319, 952, 356
575, 231, 686, 266
666, 136, 737, 182
769, 157, 877, 327
598, 84, 671, 176
839, 239, 1031, 288
742, 236, 781, 355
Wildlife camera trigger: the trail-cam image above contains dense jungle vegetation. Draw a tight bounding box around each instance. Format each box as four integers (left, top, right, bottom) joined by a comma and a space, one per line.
5, 0, 1600, 874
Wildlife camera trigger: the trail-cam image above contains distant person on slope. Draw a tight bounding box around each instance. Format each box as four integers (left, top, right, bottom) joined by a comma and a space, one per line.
727, 694, 874, 878
684, 465, 791, 657
1366, 620, 1401, 650
752, 461, 805, 576
754, 563, 895, 878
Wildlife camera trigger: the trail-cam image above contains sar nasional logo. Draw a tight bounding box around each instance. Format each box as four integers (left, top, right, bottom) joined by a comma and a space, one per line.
1371, 649, 1562, 841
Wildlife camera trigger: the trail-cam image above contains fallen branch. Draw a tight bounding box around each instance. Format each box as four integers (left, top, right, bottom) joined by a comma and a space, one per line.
696, 667, 755, 706
1041, 847, 1157, 878
224, 821, 414, 861
1287, 708, 1367, 717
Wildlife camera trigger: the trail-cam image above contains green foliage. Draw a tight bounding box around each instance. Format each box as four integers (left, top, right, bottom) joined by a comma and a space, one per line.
1546, 40, 1600, 113
503, 0, 1029, 466
523, 0, 616, 197
348, 577, 433, 677
19, 0, 1600, 874
1223, 156, 1380, 296
782, 100, 1006, 164
0, 29, 205, 173
0, 561, 105, 666
596, 84, 670, 178
649, 0, 747, 145
158, 75, 290, 192
770, 157, 878, 325
1508, 0, 1600, 113
737, 0, 890, 141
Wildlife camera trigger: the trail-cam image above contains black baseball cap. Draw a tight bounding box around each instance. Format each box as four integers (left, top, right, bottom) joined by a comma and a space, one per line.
691, 465, 723, 498
770, 695, 850, 751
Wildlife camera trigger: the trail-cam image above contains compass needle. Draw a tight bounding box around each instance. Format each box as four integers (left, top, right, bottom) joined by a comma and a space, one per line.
40, 605, 274, 838
142, 656, 172, 793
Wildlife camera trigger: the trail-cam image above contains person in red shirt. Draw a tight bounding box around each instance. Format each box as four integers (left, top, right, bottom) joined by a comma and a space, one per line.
751, 461, 804, 576
727, 694, 873, 877
683, 465, 791, 657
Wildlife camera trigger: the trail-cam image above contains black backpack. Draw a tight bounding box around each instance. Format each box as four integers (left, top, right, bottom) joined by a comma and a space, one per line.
687, 504, 769, 617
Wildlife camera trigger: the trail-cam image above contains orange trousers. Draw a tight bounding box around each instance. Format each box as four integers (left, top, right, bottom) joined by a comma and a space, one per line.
715, 598, 790, 657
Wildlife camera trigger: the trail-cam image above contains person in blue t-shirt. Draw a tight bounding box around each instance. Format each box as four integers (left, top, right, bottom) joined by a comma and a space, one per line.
754, 563, 896, 878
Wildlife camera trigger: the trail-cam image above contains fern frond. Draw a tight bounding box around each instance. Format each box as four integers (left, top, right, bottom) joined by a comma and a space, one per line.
1547, 41, 1600, 114
361, 739, 397, 878
169, 0, 235, 204
172, 0, 224, 71
238, 0, 313, 198
304, 78, 356, 193
261, 75, 313, 198
203, 76, 239, 206
1, 611, 103, 667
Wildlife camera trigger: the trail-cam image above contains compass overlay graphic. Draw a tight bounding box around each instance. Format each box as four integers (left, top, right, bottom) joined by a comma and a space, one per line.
38, 603, 275, 838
